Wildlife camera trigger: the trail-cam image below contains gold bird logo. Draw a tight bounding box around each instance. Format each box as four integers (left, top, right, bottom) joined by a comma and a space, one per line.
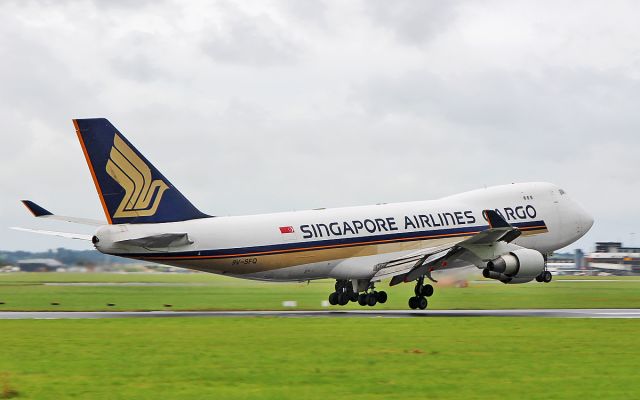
105, 134, 169, 218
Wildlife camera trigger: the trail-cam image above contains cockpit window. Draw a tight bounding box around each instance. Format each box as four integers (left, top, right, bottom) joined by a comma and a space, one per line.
559, 189, 566, 195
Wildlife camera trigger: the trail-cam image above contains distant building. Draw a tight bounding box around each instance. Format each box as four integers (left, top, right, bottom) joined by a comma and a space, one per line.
547, 250, 583, 275
16, 258, 64, 272
0, 265, 19, 273
585, 242, 640, 275
595, 242, 640, 253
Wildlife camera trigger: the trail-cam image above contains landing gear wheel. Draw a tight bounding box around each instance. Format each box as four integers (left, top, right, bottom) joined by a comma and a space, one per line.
366, 293, 377, 307
418, 296, 428, 310
328, 292, 338, 305
543, 271, 552, 283
535, 274, 544, 282
408, 296, 419, 310
376, 291, 388, 304
421, 284, 434, 297
358, 294, 367, 306
350, 292, 359, 302
338, 292, 349, 306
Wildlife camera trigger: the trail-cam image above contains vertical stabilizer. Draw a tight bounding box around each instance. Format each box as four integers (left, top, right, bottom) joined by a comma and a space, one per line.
73, 118, 210, 224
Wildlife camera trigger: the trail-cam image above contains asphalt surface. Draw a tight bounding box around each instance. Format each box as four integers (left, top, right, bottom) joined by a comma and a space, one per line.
1, 309, 639, 319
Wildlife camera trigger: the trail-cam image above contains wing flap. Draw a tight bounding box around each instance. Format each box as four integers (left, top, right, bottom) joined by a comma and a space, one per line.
372, 242, 456, 281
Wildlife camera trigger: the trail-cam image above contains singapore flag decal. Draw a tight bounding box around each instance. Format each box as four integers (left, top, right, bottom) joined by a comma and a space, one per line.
279, 226, 295, 234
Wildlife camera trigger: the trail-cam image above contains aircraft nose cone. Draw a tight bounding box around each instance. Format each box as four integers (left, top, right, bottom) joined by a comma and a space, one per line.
576, 206, 594, 237
584, 211, 594, 231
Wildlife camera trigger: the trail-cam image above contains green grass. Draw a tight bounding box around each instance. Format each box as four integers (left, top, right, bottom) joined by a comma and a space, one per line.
1, 274, 639, 399
0, 317, 638, 399
0, 273, 639, 311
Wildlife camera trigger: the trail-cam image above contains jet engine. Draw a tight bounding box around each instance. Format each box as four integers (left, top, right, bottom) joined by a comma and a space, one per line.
482, 248, 545, 284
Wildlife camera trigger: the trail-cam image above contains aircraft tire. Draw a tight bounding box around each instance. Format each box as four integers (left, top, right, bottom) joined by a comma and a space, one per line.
408, 296, 419, 310
328, 292, 338, 305
535, 274, 544, 282
418, 296, 428, 310
338, 292, 349, 306
377, 291, 388, 304
350, 292, 359, 302
358, 294, 367, 306
366, 293, 377, 307
543, 271, 552, 283
421, 284, 434, 297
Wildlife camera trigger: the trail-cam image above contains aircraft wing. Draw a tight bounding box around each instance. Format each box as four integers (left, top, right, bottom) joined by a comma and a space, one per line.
373, 210, 522, 285
21, 200, 105, 226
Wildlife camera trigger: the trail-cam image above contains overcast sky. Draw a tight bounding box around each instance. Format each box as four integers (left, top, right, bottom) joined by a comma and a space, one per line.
1, 0, 639, 252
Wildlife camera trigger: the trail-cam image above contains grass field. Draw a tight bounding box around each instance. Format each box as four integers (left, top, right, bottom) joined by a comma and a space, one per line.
1, 317, 639, 399
0, 272, 639, 311
1, 273, 639, 399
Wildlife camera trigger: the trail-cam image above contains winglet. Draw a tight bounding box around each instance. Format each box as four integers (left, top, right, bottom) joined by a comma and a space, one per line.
21, 200, 53, 217
483, 209, 512, 229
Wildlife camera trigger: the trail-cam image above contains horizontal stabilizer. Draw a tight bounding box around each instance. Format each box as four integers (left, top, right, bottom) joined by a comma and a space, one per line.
115, 233, 193, 249
22, 200, 52, 217
20, 200, 105, 226
11, 227, 92, 241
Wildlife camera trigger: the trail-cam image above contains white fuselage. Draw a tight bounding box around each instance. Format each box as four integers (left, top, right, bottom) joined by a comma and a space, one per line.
93, 182, 593, 282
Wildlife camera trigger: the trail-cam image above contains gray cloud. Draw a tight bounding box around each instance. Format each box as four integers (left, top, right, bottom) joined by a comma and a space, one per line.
201, 2, 301, 66
363, 0, 462, 45
352, 67, 640, 143
108, 31, 176, 83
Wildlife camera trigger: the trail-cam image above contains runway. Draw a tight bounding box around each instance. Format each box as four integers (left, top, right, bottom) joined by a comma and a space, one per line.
1, 309, 639, 319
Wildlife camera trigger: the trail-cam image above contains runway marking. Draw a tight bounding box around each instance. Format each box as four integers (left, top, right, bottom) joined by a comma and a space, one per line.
1, 309, 639, 319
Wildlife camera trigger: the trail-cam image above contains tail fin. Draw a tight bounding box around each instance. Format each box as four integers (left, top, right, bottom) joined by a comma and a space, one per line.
73, 118, 210, 224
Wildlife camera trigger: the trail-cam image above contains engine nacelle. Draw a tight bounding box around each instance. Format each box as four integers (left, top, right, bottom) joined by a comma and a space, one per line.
483, 249, 545, 284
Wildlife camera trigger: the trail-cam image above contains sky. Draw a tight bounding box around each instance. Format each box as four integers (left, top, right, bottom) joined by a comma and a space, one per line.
1, 0, 639, 252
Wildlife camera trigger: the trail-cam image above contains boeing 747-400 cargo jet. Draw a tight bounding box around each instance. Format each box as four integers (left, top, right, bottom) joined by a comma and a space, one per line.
15, 119, 594, 309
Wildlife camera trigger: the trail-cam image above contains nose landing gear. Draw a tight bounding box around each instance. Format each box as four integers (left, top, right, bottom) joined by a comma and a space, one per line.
536, 270, 552, 283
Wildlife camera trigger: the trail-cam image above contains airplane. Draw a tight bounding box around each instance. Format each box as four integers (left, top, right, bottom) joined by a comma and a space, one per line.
15, 118, 594, 309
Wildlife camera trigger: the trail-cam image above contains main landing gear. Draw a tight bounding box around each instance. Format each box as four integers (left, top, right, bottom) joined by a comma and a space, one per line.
408, 276, 434, 310
328, 280, 387, 307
